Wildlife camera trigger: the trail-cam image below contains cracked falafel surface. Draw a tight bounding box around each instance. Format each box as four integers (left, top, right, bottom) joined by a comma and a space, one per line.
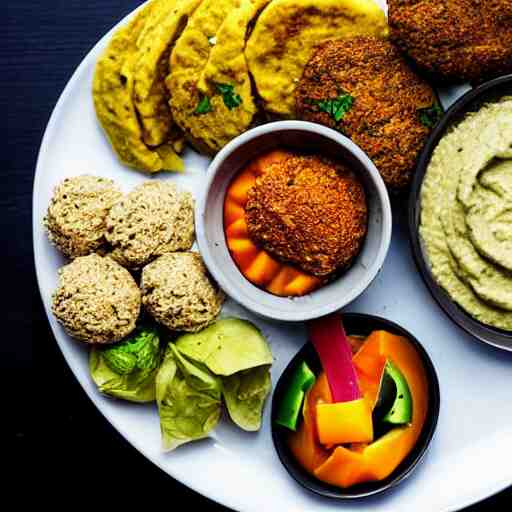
106, 181, 194, 269
44, 175, 123, 258
141, 252, 224, 332
52, 254, 141, 344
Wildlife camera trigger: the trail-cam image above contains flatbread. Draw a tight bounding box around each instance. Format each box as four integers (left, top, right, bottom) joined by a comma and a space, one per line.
167, 0, 262, 154
133, 0, 203, 147
245, 0, 388, 116
93, 2, 184, 173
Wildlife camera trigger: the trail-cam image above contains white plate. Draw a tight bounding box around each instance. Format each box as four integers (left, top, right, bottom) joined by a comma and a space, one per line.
33, 2, 512, 511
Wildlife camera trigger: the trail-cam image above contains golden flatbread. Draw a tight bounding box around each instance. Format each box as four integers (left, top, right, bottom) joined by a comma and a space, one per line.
133, 0, 203, 147
93, 2, 184, 173
167, 0, 264, 154
245, 0, 388, 116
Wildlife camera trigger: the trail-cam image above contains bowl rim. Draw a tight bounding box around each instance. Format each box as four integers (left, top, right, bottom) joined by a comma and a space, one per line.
270, 312, 441, 499
195, 120, 392, 322
408, 74, 512, 351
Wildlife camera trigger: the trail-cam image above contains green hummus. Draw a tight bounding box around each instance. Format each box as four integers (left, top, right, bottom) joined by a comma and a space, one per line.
420, 96, 512, 331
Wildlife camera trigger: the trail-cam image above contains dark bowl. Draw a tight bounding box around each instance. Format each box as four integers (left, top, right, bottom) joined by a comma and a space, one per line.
271, 313, 440, 499
408, 74, 512, 351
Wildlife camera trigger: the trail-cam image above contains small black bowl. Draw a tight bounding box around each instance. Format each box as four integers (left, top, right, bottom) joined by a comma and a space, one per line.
271, 313, 440, 499
409, 74, 512, 351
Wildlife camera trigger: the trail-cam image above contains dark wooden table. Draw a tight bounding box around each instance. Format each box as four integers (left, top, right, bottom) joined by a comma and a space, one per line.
6, 0, 510, 508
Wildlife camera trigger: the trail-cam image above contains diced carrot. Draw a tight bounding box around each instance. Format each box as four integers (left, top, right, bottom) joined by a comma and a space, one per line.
253, 150, 293, 175
266, 266, 299, 296
226, 170, 257, 206
224, 199, 245, 226
283, 273, 322, 297
244, 251, 281, 285
226, 217, 248, 238
227, 238, 259, 271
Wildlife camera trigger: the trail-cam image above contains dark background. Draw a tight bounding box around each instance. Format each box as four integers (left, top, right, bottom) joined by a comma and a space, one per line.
6, 0, 510, 507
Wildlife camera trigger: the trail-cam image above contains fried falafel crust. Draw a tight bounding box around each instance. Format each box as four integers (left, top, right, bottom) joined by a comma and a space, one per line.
388, 0, 512, 82
295, 37, 437, 189
245, 155, 367, 277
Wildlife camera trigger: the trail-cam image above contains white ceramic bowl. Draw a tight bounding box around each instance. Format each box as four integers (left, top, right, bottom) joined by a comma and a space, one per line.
195, 121, 392, 321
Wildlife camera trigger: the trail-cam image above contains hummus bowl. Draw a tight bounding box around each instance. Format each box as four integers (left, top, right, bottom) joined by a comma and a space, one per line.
409, 74, 512, 351
196, 121, 392, 322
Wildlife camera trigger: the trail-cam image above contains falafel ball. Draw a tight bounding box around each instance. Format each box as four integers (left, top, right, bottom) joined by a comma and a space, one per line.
141, 252, 224, 332
44, 175, 122, 258
52, 254, 141, 344
388, 0, 512, 82
106, 181, 194, 269
295, 36, 439, 190
245, 154, 367, 277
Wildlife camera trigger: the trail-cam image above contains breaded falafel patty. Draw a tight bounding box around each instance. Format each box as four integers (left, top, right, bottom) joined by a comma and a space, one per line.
295, 37, 438, 190
245, 154, 367, 277
106, 181, 194, 269
52, 254, 141, 344
44, 175, 122, 258
141, 252, 224, 332
388, 0, 512, 82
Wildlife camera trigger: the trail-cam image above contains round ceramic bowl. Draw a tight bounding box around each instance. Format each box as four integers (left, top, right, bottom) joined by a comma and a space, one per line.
409, 74, 512, 351
195, 121, 392, 322
271, 313, 441, 499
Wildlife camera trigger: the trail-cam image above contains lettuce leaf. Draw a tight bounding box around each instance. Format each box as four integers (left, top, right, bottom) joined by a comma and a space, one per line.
156, 343, 222, 451
89, 326, 161, 402
175, 318, 273, 376
222, 365, 271, 431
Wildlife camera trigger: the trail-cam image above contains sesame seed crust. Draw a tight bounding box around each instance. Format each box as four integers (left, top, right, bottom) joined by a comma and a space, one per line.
51, 254, 141, 344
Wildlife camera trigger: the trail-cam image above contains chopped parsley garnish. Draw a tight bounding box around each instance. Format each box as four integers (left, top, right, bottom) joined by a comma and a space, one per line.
216, 83, 242, 110
311, 93, 354, 123
194, 95, 213, 115
418, 104, 443, 128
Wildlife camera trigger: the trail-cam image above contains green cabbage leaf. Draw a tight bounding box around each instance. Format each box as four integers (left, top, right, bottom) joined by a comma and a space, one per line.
156, 344, 222, 451
89, 326, 161, 402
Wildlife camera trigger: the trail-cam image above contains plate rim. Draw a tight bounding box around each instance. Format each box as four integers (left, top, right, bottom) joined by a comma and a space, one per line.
32, 5, 512, 511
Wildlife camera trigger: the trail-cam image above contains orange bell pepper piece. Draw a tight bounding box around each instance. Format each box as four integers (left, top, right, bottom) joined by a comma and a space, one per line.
312, 331, 429, 488
316, 399, 374, 445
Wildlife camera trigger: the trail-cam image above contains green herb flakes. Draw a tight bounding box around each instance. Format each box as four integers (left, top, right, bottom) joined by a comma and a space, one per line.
418, 104, 443, 128
194, 95, 213, 115
311, 93, 354, 123
216, 83, 242, 110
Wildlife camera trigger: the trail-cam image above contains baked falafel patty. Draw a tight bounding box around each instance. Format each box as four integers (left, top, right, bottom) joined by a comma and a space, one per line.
44, 175, 122, 258
106, 181, 194, 269
295, 36, 438, 190
141, 252, 224, 332
245, 154, 367, 277
52, 254, 141, 344
388, 0, 512, 82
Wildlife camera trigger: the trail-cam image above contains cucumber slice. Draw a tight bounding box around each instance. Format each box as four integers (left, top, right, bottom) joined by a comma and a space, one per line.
373, 359, 412, 427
